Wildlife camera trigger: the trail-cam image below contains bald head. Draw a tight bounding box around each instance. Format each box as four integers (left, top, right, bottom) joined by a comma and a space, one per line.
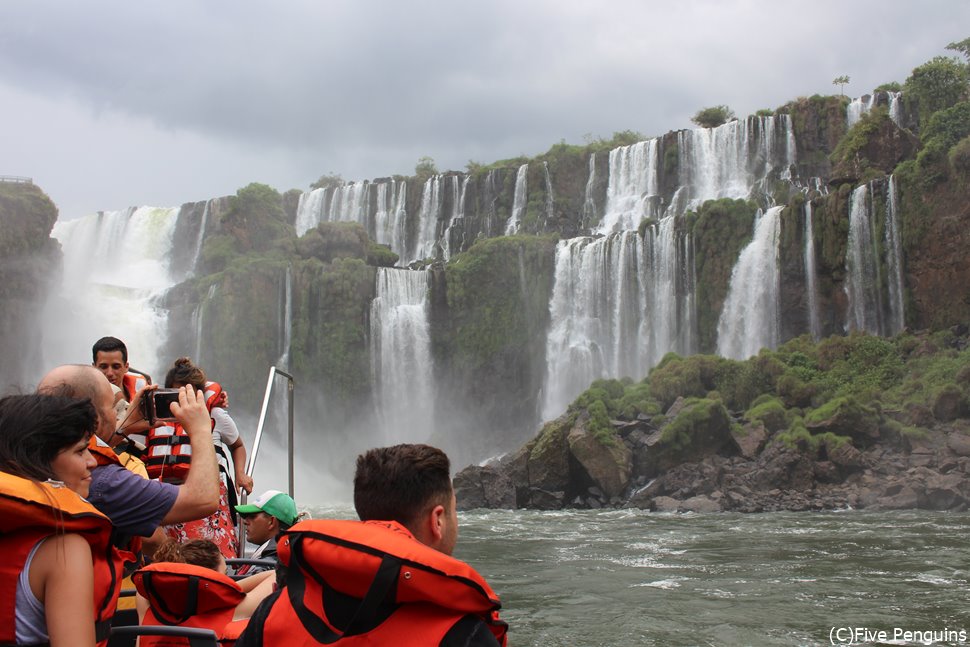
37, 364, 116, 444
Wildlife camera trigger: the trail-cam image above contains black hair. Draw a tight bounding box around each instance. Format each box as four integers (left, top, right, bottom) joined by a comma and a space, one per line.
92, 336, 128, 363
0, 394, 97, 482
354, 444, 452, 532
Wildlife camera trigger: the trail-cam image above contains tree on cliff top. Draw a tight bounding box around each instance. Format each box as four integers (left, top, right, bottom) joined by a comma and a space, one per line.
946, 37, 970, 62
832, 75, 850, 96
691, 105, 735, 129
904, 56, 970, 130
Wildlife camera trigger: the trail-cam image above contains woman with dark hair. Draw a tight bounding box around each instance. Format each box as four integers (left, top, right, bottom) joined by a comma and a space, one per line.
0, 393, 112, 646
146, 357, 253, 558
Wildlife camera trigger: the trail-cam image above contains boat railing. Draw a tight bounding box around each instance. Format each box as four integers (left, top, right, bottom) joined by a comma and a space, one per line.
235, 365, 295, 554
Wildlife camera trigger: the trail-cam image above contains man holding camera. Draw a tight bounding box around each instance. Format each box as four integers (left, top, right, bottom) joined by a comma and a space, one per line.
37, 365, 220, 543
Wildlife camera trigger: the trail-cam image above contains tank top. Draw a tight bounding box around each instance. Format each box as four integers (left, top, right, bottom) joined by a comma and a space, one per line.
15, 538, 49, 644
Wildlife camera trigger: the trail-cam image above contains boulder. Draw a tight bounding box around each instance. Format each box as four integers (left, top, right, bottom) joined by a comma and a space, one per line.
567, 425, 632, 500
947, 433, 970, 457
527, 415, 572, 493
453, 464, 516, 510
731, 421, 767, 459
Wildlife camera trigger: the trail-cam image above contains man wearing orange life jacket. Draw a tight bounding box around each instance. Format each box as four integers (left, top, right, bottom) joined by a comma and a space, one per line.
37, 366, 220, 552
235, 444, 508, 647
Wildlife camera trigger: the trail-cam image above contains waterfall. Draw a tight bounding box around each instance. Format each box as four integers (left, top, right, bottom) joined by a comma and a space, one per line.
676, 115, 795, 212
543, 162, 555, 226
803, 201, 822, 341
191, 283, 219, 364
442, 176, 468, 260
847, 94, 877, 128
845, 184, 883, 334
847, 91, 904, 128
888, 91, 903, 126
716, 206, 783, 360
884, 176, 905, 335
598, 139, 660, 234
542, 221, 693, 419
505, 163, 529, 235
278, 265, 292, 369
43, 206, 182, 378
410, 176, 442, 264
370, 268, 434, 443
582, 153, 597, 227
374, 179, 407, 258
189, 200, 211, 275
295, 187, 327, 236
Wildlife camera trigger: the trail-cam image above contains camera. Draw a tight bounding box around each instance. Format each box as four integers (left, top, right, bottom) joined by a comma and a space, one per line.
141, 388, 181, 423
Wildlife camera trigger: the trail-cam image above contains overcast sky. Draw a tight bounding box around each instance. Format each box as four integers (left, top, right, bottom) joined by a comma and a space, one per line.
1, 1, 967, 220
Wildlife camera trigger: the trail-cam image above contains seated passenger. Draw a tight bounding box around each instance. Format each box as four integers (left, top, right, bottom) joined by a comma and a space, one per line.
233, 490, 300, 576
0, 394, 116, 647
134, 540, 275, 646
235, 444, 508, 647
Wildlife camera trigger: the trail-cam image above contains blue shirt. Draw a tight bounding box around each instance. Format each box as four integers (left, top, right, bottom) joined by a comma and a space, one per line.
88, 464, 179, 537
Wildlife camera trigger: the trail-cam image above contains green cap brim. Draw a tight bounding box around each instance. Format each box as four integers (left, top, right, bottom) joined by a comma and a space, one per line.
234, 504, 262, 515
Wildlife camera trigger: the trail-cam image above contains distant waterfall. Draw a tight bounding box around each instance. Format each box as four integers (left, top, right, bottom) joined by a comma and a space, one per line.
295, 188, 327, 236
884, 176, 905, 334
803, 201, 822, 341
370, 268, 434, 443
847, 91, 904, 128
598, 139, 660, 234
410, 176, 443, 264
277, 265, 292, 369
847, 94, 877, 128
543, 221, 694, 419
189, 200, 211, 275
677, 115, 795, 211
442, 176, 468, 260
374, 179, 407, 255
582, 153, 597, 227
505, 163, 529, 235
845, 179, 905, 335
44, 206, 182, 378
716, 206, 783, 360
191, 283, 219, 363
542, 162, 555, 226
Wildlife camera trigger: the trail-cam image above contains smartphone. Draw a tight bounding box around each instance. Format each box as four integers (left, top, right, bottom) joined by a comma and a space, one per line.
142, 388, 181, 423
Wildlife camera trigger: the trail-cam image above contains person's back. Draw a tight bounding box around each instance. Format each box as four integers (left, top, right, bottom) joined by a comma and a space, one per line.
235, 444, 507, 647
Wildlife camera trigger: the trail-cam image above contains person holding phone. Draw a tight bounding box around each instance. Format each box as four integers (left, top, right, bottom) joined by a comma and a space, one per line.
36, 365, 220, 549
152, 357, 253, 559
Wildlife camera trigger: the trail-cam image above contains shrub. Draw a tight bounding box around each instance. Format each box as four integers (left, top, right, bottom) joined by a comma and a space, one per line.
692, 105, 736, 128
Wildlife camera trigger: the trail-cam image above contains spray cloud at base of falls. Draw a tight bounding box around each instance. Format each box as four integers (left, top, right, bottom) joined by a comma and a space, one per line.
42, 206, 183, 381
370, 267, 434, 445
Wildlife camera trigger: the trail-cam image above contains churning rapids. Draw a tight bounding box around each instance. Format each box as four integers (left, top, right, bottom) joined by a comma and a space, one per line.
310, 506, 970, 647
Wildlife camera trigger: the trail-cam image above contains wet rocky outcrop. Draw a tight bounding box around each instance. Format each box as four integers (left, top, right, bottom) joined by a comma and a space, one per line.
0, 181, 60, 389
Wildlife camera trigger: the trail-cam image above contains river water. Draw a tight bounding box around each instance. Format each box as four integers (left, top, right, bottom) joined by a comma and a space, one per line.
303, 507, 970, 646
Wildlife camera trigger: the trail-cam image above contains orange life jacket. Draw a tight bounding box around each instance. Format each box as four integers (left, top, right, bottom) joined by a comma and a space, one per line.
134, 562, 246, 647
0, 471, 119, 646
122, 372, 150, 402
238, 519, 507, 647
144, 381, 223, 482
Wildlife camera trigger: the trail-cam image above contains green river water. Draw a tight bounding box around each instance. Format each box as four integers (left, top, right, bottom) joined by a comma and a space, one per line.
452, 508, 970, 647
303, 506, 970, 646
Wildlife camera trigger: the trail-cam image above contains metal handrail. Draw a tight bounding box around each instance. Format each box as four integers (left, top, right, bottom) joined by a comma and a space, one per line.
236, 366, 294, 554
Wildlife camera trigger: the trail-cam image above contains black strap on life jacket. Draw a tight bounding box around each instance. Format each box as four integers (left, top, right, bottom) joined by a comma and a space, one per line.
284, 533, 400, 643
141, 571, 201, 625
147, 435, 191, 448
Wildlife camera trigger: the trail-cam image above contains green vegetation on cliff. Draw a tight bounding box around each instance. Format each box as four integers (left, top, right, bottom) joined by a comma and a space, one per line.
567, 329, 970, 458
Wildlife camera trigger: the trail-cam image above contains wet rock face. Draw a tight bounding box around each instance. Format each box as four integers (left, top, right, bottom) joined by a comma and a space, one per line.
0, 182, 60, 388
